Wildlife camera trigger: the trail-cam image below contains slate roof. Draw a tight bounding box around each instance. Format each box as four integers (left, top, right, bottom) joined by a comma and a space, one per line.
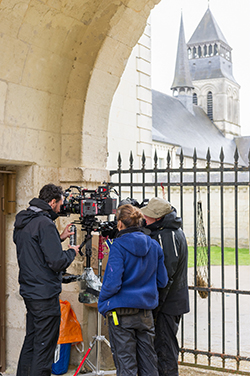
189, 55, 238, 83
152, 89, 247, 166
187, 8, 229, 47
171, 14, 193, 89
234, 136, 250, 165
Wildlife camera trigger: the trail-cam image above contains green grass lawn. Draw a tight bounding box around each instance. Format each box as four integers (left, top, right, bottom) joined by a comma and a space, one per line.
188, 246, 250, 267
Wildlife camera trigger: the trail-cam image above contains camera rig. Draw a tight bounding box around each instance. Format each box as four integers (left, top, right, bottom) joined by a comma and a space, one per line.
60, 184, 116, 220
59, 183, 118, 304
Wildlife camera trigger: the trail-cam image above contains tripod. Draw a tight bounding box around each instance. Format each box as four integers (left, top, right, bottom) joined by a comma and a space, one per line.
73, 234, 116, 376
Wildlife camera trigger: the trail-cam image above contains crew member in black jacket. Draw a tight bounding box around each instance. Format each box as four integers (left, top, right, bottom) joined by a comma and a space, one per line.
141, 197, 189, 376
13, 184, 80, 376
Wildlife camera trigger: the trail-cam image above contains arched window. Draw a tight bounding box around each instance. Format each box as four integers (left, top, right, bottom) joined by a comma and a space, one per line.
207, 91, 213, 121
209, 44, 213, 56
198, 46, 202, 57
193, 93, 198, 105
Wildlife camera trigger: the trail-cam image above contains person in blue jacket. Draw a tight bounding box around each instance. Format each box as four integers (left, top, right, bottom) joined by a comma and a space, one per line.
98, 204, 168, 376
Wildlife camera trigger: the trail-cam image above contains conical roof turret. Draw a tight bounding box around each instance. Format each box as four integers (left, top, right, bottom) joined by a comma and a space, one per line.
188, 8, 229, 47
171, 13, 194, 90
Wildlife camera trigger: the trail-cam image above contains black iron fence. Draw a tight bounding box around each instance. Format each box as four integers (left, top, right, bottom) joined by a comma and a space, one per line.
109, 147, 250, 375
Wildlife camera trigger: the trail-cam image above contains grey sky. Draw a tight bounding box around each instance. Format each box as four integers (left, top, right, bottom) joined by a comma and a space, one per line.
151, 0, 250, 136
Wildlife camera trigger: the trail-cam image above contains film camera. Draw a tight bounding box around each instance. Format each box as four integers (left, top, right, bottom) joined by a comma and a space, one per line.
60, 184, 117, 222
59, 183, 117, 304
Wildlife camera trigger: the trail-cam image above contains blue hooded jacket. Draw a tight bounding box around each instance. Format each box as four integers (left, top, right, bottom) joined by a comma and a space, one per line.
98, 230, 168, 316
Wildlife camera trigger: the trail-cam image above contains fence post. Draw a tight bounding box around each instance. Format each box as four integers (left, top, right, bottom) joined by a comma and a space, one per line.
142, 150, 146, 200
154, 150, 158, 197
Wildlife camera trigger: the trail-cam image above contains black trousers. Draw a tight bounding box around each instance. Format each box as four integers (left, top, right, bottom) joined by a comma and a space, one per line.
16, 296, 61, 376
154, 312, 181, 376
108, 309, 159, 376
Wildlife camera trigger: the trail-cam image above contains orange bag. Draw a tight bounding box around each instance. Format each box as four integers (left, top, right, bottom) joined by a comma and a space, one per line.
57, 300, 83, 344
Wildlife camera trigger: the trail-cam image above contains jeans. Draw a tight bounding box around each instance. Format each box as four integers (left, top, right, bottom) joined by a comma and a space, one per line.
108, 309, 158, 376
16, 296, 61, 376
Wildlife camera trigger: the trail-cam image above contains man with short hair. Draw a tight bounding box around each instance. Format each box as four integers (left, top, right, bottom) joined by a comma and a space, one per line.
141, 197, 189, 376
14, 183, 79, 376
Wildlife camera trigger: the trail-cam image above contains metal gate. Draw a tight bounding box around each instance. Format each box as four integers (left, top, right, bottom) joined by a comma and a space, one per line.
109, 148, 250, 375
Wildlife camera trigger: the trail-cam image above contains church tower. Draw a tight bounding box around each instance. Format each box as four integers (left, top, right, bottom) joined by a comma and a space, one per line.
171, 14, 194, 114
187, 7, 240, 138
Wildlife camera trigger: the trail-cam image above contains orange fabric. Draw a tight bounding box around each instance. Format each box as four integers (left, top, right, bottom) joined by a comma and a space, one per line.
57, 300, 83, 344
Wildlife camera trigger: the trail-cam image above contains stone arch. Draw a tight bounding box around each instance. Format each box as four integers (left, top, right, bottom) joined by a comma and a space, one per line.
200, 83, 216, 97
80, 2, 155, 172
227, 86, 232, 95
199, 83, 216, 117
0, 2, 162, 370
0, 0, 159, 177
233, 88, 238, 100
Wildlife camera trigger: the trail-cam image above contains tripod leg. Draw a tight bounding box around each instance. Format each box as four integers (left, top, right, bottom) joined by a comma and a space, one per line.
96, 312, 102, 374
85, 358, 96, 371
103, 337, 111, 347
72, 337, 97, 376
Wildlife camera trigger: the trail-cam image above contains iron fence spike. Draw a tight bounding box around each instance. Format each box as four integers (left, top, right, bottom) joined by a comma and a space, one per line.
220, 147, 224, 163
167, 150, 171, 166
142, 150, 146, 168
234, 147, 239, 163
193, 148, 197, 163
180, 148, 184, 165
118, 152, 122, 167
206, 148, 211, 162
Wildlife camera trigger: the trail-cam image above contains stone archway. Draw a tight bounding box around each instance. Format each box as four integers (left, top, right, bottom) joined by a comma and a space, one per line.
0, 1, 162, 370
0, 0, 160, 181
61, 0, 161, 181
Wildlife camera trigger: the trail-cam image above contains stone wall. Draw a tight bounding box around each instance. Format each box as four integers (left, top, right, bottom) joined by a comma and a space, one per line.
1, 0, 161, 371
116, 184, 250, 249
193, 77, 240, 139
108, 17, 153, 170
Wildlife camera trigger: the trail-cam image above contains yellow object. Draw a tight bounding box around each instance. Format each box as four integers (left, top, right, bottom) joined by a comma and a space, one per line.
112, 311, 119, 326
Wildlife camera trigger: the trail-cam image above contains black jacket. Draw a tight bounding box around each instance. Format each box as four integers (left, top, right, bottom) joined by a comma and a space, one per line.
13, 198, 75, 300
147, 209, 189, 316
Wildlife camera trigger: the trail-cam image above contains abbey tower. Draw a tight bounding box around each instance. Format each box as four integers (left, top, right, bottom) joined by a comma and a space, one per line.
187, 8, 240, 139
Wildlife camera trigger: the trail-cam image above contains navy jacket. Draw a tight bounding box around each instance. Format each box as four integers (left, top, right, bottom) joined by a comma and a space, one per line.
13, 198, 75, 300
147, 209, 190, 316
98, 228, 168, 316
